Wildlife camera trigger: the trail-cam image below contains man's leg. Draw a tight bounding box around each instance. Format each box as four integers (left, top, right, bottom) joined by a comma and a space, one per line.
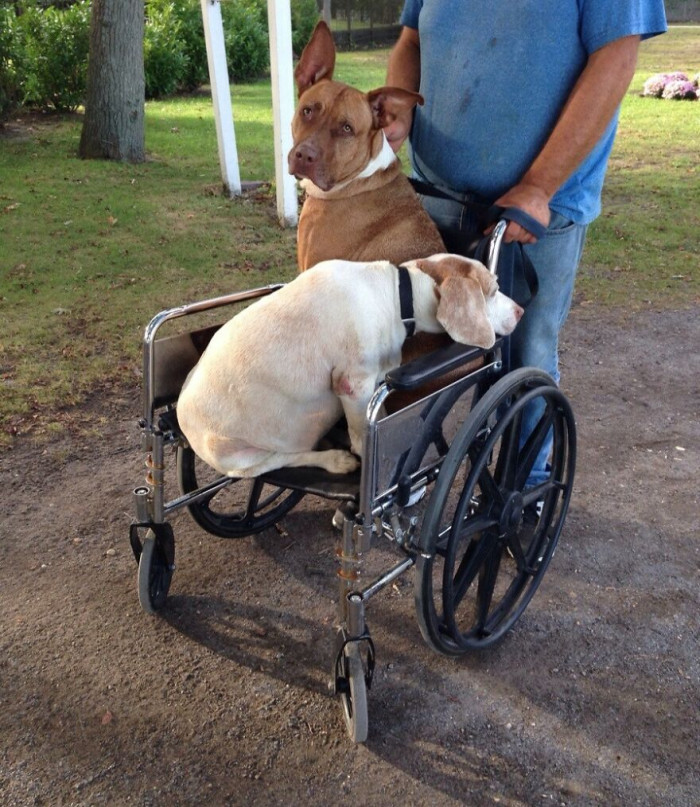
511, 212, 588, 487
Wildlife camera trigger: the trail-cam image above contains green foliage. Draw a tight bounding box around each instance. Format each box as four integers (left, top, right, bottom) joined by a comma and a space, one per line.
0, 7, 28, 119
222, 0, 269, 82
291, 0, 320, 56
169, 0, 209, 90
144, 0, 189, 98
0, 0, 321, 114
20, 0, 90, 111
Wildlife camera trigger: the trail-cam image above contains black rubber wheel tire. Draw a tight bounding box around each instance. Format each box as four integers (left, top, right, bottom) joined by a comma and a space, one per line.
176, 446, 304, 539
339, 643, 369, 743
138, 530, 173, 614
415, 368, 576, 655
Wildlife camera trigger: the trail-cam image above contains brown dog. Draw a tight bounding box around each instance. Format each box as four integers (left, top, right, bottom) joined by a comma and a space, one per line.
288, 21, 445, 271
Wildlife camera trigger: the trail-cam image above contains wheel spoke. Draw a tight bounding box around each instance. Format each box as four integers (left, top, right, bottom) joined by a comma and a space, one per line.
475, 544, 504, 635
505, 530, 529, 570
242, 478, 266, 521
515, 402, 555, 490
450, 529, 497, 609
435, 512, 494, 554
476, 464, 503, 508
495, 406, 523, 489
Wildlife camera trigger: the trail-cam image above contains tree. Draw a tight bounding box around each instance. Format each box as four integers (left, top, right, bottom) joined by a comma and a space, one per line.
78, 0, 145, 162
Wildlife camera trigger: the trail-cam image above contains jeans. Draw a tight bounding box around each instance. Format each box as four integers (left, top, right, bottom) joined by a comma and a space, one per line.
419, 195, 588, 487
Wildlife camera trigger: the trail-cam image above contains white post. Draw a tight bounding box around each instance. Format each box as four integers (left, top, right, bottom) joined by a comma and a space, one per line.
266, 0, 298, 226
200, 0, 241, 197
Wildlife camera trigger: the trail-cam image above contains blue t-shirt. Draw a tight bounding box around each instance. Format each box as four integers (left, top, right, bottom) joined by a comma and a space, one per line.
400, 0, 667, 223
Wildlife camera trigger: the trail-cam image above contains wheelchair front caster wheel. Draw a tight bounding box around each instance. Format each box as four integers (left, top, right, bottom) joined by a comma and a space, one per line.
138, 530, 174, 614
338, 643, 369, 743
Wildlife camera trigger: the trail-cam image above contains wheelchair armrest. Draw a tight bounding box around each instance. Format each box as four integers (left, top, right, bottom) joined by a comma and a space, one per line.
385, 339, 500, 391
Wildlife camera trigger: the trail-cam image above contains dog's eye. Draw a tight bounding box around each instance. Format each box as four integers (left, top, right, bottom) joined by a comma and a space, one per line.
302, 106, 313, 117
341, 123, 354, 135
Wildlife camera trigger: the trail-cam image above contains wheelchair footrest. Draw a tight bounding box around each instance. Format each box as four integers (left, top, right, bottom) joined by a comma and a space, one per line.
261, 466, 360, 502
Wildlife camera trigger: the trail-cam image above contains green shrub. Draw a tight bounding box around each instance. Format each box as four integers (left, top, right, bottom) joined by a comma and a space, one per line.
169, 0, 209, 90
222, 0, 269, 82
20, 0, 90, 111
291, 0, 320, 57
0, 7, 27, 119
144, 0, 189, 98
0, 0, 321, 115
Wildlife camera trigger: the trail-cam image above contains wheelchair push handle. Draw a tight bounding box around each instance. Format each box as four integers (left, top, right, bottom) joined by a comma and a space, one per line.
483, 205, 547, 275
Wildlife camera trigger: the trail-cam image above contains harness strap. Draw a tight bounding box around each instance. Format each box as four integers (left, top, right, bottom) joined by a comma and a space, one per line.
397, 265, 415, 338
408, 177, 540, 308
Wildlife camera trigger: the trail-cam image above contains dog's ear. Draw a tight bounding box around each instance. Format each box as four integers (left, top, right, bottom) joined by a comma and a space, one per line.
435, 275, 496, 348
294, 21, 336, 96
366, 87, 424, 129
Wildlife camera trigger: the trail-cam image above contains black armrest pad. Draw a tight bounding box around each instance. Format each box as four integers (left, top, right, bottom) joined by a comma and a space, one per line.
385, 339, 499, 391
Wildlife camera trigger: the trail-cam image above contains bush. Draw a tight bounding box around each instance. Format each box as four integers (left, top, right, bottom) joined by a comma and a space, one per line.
642, 71, 699, 101
0, 7, 27, 120
222, 0, 269, 82
20, 0, 90, 111
0, 0, 321, 115
144, 0, 189, 98
169, 0, 209, 91
291, 0, 320, 57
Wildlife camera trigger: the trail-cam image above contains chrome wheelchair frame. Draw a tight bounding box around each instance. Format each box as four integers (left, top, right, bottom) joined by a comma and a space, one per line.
129, 222, 577, 742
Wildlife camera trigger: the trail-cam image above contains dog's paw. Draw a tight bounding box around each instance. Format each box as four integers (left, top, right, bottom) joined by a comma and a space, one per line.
325, 449, 360, 475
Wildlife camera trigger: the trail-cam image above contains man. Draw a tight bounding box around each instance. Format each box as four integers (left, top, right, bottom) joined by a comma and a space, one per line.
385, 0, 667, 486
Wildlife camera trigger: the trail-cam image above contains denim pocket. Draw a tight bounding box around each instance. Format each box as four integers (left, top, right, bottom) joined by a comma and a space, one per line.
546, 211, 577, 237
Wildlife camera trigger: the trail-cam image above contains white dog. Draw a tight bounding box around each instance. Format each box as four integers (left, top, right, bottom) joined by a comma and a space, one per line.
176, 254, 523, 478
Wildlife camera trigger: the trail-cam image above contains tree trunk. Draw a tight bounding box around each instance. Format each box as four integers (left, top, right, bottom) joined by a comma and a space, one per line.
79, 0, 145, 162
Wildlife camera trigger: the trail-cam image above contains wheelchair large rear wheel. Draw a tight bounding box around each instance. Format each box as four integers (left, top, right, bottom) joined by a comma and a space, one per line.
176, 446, 304, 538
415, 368, 576, 656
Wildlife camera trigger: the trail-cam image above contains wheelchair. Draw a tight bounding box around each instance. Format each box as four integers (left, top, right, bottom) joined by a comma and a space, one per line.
129, 221, 577, 743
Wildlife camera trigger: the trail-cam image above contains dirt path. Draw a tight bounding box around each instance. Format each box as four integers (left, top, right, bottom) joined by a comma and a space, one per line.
1, 305, 698, 807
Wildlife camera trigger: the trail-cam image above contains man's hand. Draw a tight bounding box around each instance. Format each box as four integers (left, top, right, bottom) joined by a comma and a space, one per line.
490, 182, 552, 244
384, 114, 413, 153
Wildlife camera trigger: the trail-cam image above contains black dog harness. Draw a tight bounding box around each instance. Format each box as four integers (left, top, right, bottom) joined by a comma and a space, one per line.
397, 265, 415, 338
408, 178, 540, 309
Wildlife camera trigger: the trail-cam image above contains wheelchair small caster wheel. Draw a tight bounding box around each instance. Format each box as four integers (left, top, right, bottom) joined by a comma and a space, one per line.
338, 642, 368, 743
138, 529, 174, 614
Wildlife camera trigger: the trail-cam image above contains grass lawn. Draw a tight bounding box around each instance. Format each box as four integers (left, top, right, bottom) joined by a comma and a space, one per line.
0, 26, 698, 444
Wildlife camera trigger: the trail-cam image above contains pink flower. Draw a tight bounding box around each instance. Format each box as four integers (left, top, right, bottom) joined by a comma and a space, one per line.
661, 79, 697, 100
642, 73, 669, 97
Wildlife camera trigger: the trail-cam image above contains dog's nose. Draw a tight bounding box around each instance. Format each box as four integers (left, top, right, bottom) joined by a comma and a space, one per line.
288, 142, 321, 181
293, 142, 318, 166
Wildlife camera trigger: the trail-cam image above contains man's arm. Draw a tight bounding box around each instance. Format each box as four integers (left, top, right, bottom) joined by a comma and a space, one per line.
384, 26, 421, 152
496, 35, 641, 243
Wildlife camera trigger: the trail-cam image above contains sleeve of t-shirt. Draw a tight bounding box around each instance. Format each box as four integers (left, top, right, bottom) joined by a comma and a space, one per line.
400, 0, 423, 30
580, 0, 667, 54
